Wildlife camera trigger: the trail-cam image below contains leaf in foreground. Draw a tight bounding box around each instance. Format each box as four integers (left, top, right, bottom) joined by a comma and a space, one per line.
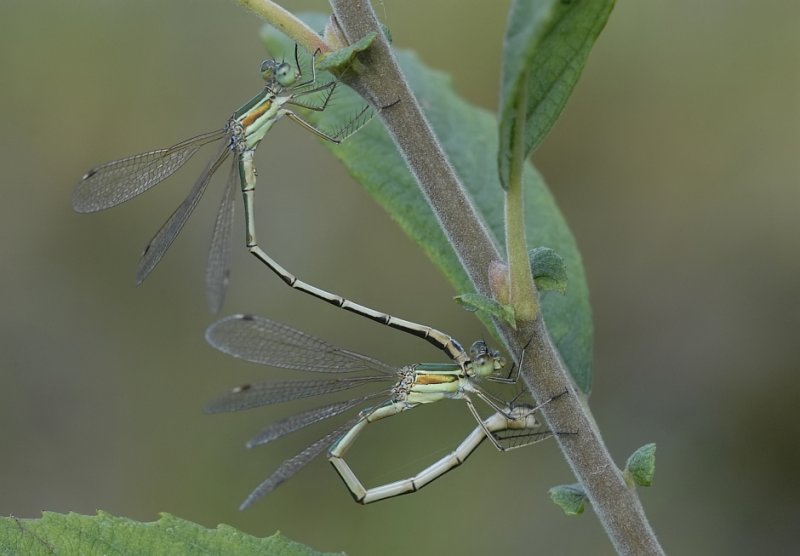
0, 512, 339, 556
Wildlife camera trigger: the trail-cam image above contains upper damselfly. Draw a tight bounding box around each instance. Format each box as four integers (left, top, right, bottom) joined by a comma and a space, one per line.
73, 46, 370, 313
72, 43, 476, 370
204, 314, 557, 508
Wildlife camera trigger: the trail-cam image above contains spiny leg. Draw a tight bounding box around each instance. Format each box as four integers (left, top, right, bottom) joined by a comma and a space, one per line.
283, 103, 379, 145
464, 386, 572, 451
287, 80, 338, 111
489, 335, 534, 384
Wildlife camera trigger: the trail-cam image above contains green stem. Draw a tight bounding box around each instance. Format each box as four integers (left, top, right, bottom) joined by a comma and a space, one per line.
505, 69, 538, 323
235, 0, 328, 54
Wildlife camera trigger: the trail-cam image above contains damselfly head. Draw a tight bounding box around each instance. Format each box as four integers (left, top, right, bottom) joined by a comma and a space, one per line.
467, 340, 505, 377
260, 59, 298, 88
275, 61, 298, 87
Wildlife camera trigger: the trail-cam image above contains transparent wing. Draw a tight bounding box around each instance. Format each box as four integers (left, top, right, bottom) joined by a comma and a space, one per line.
246, 391, 387, 448
494, 427, 554, 450
206, 314, 397, 374
73, 128, 227, 213
205, 157, 238, 314
135, 142, 231, 284
203, 376, 391, 414
239, 415, 362, 510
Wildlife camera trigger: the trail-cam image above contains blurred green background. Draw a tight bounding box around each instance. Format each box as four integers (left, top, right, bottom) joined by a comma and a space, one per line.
1, 1, 798, 554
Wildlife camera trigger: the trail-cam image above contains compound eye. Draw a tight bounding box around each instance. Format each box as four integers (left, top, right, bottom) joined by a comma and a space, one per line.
275, 62, 296, 86
469, 340, 489, 359
260, 60, 277, 81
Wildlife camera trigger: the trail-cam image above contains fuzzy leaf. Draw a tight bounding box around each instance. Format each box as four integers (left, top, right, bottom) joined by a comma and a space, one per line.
0, 512, 337, 556
498, 0, 615, 188
317, 31, 377, 72
530, 246, 568, 294
455, 293, 516, 329
624, 443, 657, 487
548, 483, 588, 516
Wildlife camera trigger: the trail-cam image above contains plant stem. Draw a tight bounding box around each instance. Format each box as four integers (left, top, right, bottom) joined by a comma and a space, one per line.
245, 0, 663, 553
330, 2, 664, 553
327, 5, 506, 290
511, 317, 663, 555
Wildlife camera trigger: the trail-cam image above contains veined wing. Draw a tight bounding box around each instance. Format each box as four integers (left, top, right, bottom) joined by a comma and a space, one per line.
239, 415, 362, 510
206, 314, 397, 374
493, 427, 554, 450
205, 157, 238, 314
135, 141, 231, 284
246, 391, 388, 448
73, 128, 227, 213
203, 376, 391, 413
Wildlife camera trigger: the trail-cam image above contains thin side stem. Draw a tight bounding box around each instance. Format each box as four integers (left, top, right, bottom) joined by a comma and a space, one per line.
505, 69, 538, 322
235, 0, 328, 54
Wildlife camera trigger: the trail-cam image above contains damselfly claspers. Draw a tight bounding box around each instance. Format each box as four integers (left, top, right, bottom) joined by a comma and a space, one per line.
205, 314, 556, 508
73, 46, 371, 313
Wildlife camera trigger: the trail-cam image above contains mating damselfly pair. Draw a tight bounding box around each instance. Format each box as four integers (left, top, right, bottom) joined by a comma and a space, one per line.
73, 45, 371, 314
74, 42, 564, 508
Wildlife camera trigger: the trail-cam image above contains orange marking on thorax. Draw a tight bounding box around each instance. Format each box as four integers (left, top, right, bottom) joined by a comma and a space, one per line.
415, 374, 458, 385
241, 100, 273, 128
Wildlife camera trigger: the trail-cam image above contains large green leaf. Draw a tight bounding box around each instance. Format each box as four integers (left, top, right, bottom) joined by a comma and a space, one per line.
0, 512, 338, 556
262, 15, 592, 392
498, 0, 615, 189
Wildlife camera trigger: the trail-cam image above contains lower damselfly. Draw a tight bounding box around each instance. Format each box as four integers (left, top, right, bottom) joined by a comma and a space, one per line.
204, 314, 556, 508
73, 45, 371, 313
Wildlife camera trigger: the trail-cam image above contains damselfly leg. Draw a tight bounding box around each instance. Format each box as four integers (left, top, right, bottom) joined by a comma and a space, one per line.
204, 314, 552, 508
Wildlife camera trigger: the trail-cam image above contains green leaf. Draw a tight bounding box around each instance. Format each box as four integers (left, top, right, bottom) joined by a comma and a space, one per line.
498, 0, 615, 189
624, 443, 657, 487
454, 292, 516, 329
530, 246, 568, 294
317, 31, 377, 72
0, 512, 338, 556
262, 15, 593, 393
548, 483, 587, 516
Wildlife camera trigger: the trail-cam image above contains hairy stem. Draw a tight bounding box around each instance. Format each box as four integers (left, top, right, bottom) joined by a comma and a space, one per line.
330, 1, 663, 553
244, 0, 663, 553
327, 8, 505, 292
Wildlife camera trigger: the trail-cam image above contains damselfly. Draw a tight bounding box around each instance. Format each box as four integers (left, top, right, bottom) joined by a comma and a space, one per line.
72, 42, 466, 370
73, 46, 370, 313
204, 314, 556, 508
